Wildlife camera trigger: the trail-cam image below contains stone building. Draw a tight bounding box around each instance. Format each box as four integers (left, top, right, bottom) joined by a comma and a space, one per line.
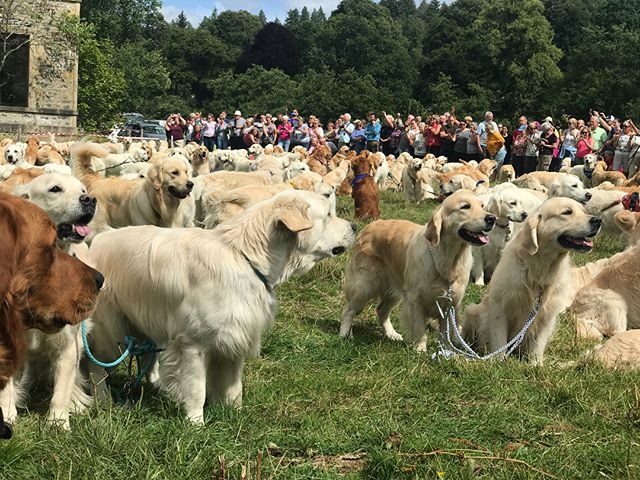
0, 0, 81, 135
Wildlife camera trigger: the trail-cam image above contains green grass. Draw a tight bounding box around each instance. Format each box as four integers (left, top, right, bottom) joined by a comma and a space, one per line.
2, 192, 639, 480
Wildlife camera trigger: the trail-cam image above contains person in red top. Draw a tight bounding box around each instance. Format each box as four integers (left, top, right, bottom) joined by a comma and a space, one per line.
277, 116, 294, 151
165, 112, 186, 146
425, 115, 442, 156
575, 128, 595, 166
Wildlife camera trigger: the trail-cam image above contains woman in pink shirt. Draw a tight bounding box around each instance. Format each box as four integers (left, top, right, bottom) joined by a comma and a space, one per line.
575, 128, 594, 166
425, 115, 442, 156
277, 116, 294, 152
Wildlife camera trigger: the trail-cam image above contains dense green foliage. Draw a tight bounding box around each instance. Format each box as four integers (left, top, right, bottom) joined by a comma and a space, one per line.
1, 192, 638, 479
74, 0, 640, 130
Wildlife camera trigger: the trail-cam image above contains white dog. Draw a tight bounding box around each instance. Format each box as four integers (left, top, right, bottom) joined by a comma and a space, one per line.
87, 191, 356, 424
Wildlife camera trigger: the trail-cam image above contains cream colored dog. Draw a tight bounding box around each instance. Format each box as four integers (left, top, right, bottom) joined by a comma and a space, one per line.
340, 190, 496, 350
87, 191, 356, 424
462, 197, 602, 364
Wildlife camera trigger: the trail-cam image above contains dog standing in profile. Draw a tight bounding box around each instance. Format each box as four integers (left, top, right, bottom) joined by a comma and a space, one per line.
351, 154, 380, 219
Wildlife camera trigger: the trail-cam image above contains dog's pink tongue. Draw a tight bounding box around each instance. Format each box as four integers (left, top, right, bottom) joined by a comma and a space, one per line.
478, 234, 489, 245
73, 224, 91, 237
583, 239, 593, 248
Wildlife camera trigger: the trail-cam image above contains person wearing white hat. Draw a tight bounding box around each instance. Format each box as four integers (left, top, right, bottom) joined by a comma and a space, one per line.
230, 110, 246, 150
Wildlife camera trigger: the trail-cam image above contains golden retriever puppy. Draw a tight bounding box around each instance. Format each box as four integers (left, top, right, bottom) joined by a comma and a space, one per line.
463, 198, 602, 364
340, 190, 496, 348
4, 142, 26, 165
72, 143, 195, 237
571, 210, 640, 340
569, 154, 597, 187
401, 157, 426, 203
36, 144, 66, 165
497, 164, 516, 183
87, 191, 356, 424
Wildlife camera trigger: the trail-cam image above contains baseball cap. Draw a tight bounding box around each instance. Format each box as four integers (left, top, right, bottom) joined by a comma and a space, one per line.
234, 110, 241, 116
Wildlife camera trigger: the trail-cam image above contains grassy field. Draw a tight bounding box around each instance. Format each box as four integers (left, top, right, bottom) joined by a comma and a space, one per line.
2, 191, 639, 480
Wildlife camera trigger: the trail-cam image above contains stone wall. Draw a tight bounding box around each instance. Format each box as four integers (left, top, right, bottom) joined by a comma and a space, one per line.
0, 0, 81, 135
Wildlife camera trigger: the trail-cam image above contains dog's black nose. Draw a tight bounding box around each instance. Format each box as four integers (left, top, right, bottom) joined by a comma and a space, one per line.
585, 192, 592, 200
590, 216, 602, 226
79, 194, 96, 205
93, 270, 104, 290
521, 212, 528, 219
485, 214, 496, 226
350, 223, 357, 232
186, 181, 194, 190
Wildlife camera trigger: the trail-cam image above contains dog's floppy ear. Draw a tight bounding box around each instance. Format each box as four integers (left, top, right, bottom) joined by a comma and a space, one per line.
147, 163, 163, 191
485, 193, 502, 217
425, 208, 443, 246
548, 182, 560, 197
11, 184, 30, 199
521, 213, 541, 255
613, 210, 639, 232
278, 201, 314, 233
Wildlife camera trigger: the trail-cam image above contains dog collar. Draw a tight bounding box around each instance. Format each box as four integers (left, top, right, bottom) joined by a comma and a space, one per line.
351, 173, 370, 187
241, 251, 272, 293
583, 167, 594, 179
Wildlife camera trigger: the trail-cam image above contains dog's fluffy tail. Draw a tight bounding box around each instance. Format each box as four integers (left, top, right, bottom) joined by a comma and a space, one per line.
71, 142, 108, 187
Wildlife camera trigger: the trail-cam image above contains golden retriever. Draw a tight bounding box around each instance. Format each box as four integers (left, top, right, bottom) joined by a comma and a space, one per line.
571, 210, 640, 340
340, 190, 496, 350
3, 173, 98, 429
462, 197, 602, 364
86, 191, 356, 424
72, 143, 195, 238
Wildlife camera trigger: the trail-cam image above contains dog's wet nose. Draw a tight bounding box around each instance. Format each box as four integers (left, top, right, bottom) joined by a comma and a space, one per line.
79, 194, 96, 205
521, 211, 528, 219
93, 269, 104, 291
485, 214, 496, 227
186, 181, 194, 190
585, 192, 592, 200
350, 223, 357, 232
590, 216, 602, 227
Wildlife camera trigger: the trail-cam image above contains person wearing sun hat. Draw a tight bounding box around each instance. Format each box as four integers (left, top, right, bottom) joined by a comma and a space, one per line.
230, 110, 246, 150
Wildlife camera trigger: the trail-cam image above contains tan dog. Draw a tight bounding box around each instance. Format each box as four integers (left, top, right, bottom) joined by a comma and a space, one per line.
592, 160, 626, 187
463, 198, 602, 364
497, 164, 516, 183
73, 143, 195, 238
340, 190, 496, 349
24, 136, 39, 165
571, 210, 640, 340
592, 330, 640, 369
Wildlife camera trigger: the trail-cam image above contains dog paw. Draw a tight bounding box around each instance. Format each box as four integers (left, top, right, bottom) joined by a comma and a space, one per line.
47, 411, 71, 431
339, 325, 353, 339
386, 331, 403, 342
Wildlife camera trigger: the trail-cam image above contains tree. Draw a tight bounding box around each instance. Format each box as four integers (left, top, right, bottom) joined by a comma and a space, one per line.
201, 10, 264, 61
60, 18, 126, 131
472, 0, 562, 116
236, 23, 301, 75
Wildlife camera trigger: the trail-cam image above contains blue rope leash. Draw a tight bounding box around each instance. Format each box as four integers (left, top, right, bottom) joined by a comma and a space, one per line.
81, 320, 162, 369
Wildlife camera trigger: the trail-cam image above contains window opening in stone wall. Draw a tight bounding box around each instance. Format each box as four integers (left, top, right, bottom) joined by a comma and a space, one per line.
0, 33, 29, 107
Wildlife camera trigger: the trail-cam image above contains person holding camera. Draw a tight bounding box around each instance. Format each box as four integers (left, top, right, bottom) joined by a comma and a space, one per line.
165, 112, 186, 147
229, 110, 246, 150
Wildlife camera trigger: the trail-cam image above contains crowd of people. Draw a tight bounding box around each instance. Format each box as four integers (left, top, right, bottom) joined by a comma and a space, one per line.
165, 107, 640, 178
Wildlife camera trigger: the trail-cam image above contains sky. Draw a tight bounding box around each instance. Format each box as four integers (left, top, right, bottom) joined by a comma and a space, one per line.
161, 1, 345, 26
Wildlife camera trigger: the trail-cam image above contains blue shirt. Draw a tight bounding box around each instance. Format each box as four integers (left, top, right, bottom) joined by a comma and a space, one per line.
365, 121, 381, 141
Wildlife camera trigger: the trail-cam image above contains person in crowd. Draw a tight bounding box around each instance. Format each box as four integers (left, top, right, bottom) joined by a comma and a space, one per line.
389, 118, 404, 155
466, 122, 482, 161
261, 114, 277, 147
337, 113, 355, 149
165, 112, 186, 146
588, 114, 607, 152
452, 116, 471, 162
243, 126, 260, 148
350, 120, 366, 154
292, 116, 311, 150
439, 114, 456, 160
612, 120, 639, 174
308, 116, 325, 147
523, 122, 541, 174
538, 123, 558, 171
413, 121, 427, 159
477, 111, 499, 159
364, 111, 381, 152
228, 110, 246, 150
277, 115, 294, 151
192, 123, 203, 145
379, 112, 395, 156
216, 112, 230, 150
325, 121, 338, 152
201, 113, 217, 152
575, 128, 594, 166
425, 115, 442, 156
499, 124, 512, 165
559, 117, 580, 164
